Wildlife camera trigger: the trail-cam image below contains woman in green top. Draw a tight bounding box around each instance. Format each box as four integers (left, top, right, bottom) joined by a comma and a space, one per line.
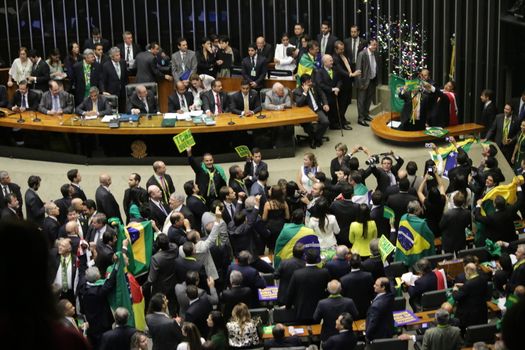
349, 204, 378, 258
512, 120, 525, 173
128, 187, 149, 221
207, 311, 228, 350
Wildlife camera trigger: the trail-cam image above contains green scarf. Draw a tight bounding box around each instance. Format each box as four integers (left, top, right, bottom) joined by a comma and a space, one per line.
83, 61, 91, 98
200, 163, 227, 196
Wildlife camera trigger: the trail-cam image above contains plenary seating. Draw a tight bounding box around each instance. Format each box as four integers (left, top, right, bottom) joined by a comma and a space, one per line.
457, 247, 491, 263
125, 82, 158, 112
420, 289, 448, 311
369, 338, 409, 350
425, 253, 454, 269
464, 323, 498, 345
385, 261, 408, 279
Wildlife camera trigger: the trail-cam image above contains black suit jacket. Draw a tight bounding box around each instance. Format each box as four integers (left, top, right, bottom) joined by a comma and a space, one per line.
221, 286, 253, 319
31, 59, 50, 91
85, 224, 116, 244
148, 200, 169, 228
95, 186, 122, 222
186, 195, 208, 231
229, 90, 262, 115
256, 43, 273, 61
174, 256, 205, 283
474, 192, 522, 243
366, 293, 395, 341
168, 91, 194, 112
127, 90, 158, 114
329, 199, 359, 246
340, 269, 375, 319
480, 101, 498, 134
343, 37, 366, 66
24, 188, 44, 226
293, 85, 329, 111
314, 67, 342, 104
145, 313, 183, 350
363, 157, 404, 193
408, 272, 438, 309
286, 266, 330, 323
316, 33, 339, 55
53, 197, 71, 225
241, 55, 268, 87
135, 51, 164, 83
0, 207, 19, 221
70, 184, 87, 202
452, 275, 490, 329
386, 191, 418, 229
275, 258, 306, 304
361, 256, 386, 282
201, 90, 230, 114
185, 297, 213, 336
49, 251, 77, 288
0, 182, 23, 218
71, 61, 102, 104
147, 244, 179, 296
323, 330, 357, 350
11, 90, 40, 110
99, 325, 136, 350
439, 207, 471, 253
116, 43, 143, 68
314, 296, 358, 341
75, 96, 112, 116
325, 258, 350, 280
83, 38, 111, 52
485, 113, 520, 147
370, 205, 391, 239
244, 160, 268, 182
100, 59, 128, 98
146, 174, 175, 206
43, 216, 61, 247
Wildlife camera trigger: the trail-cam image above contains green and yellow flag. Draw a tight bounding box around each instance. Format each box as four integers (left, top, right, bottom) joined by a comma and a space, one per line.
117, 221, 154, 276
274, 223, 320, 268
395, 214, 435, 266
389, 75, 420, 112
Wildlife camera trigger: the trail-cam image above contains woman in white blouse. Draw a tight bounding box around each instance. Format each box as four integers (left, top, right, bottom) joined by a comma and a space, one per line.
273, 33, 296, 77
8, 47, 33, 87
306, 196, 340, 250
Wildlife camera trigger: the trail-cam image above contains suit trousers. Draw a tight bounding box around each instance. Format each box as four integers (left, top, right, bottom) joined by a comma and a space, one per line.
357, 78, 377, 122
338, 79, 353, 119
302, 110, 329, 142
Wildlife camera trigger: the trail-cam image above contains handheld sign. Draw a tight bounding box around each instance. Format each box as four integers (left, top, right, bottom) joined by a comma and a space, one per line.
378, 234, 396, 262
235, 145, 252, 158
173, 129, 196, 153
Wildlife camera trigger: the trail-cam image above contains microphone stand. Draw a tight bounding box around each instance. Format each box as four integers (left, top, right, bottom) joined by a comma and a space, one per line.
32, 111, 41, 122
17, 111, 25, 124
256, 109, 266, 119
228, 113, 235, 125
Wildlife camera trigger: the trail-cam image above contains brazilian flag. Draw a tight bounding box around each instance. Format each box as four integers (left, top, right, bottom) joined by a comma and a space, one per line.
389, 75, 420, 112
274, 223, 320, 268
395, 214, 435, 266
296, 53, 316, 87
116, 221, 154, 276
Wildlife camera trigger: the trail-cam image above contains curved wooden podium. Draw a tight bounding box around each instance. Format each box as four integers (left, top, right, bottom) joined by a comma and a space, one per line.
370, 112, 485, 142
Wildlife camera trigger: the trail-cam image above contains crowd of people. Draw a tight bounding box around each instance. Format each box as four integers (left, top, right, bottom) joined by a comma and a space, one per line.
1, 131, 525, 349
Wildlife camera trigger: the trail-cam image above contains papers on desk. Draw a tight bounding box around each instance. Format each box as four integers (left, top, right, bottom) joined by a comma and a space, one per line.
393, 310, 421, 327
388, 120, 401, 128
190, 110, 203, 117
163, 113, 178, 119
84, 115, 98, 120
288, 326, 305, 336
101, 114, 118, 122
401, 272, 420, 287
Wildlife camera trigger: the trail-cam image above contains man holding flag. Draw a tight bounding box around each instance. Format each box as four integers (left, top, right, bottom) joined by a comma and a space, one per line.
394, 200, 435, 267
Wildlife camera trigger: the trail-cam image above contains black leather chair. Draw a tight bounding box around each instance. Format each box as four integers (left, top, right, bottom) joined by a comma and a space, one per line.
249, 308, 270, 325
104, 94, 119, 113
420, 289, 448, 311
458, 247, 490, 262
272, 307, 297, 325
125, 82, 158, 112
426, 253, 454, 268
385, 261, 408, 279
464, 323, 497, 345
369, 338, 409, 350
393, 296, 407, 311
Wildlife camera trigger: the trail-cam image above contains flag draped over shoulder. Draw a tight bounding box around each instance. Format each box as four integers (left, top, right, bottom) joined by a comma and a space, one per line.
296, 53, 316, 87
274, 223, 320, 268
117, 221, 154, 276
101, 252, 146, 330
475, 175, 523, 245
389, 75, 420, 112
352, 183, 371, 205
430, 138, 476, 177
395, 214, 435, 266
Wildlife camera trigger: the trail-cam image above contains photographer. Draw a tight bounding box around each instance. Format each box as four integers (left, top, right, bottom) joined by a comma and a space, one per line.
363, 150, 404, 193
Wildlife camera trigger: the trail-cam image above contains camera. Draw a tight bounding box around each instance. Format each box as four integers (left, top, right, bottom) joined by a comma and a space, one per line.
427, 167, 434, 174
365, 155, 380, 166
424, 143, 433, 149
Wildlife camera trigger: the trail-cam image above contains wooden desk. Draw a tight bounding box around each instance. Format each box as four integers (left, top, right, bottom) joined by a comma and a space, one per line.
218, 76, 297, 92
0, 107, 316, 135
352, 310, 437, 332
261, 324, 321, 339
370, 112, 485, 142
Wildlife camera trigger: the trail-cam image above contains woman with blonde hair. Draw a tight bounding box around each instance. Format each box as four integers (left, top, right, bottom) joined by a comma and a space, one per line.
297, 152, 321, 194
226, 303, 260, 348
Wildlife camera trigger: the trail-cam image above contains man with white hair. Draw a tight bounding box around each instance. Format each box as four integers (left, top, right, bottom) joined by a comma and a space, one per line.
42, 202, 61, 247
314, 279, 358, 342
162, 192, 195, 233
76, 86, 112, 117
51, 238, 77, 305
314, 54, 346, 130
148, 184, 169, 228
71, 48, 101, 104
0, 171, 23, 218
509, 244, 525, 293
99, 307, 136, 350
100, 46, 128, 109
263, 82, 291, 110
146, 160, 175, 206
95, 173, 122, 222
325, 245, 350, 279
128, 84, 158, 114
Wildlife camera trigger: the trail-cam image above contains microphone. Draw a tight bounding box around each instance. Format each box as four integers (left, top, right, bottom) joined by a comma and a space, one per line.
228, 114, 235, 125
256, 109, 266, 119
17, 111, 25, 124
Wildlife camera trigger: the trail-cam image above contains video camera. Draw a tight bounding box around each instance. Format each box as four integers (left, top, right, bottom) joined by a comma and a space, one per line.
365, 152, 393, 166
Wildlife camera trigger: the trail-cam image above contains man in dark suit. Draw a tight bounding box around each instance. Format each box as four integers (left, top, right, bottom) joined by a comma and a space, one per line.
66, 169, 86, 202
49, 238, 78, 305
166, 212, 188, 246
333, 41, 360, 127
93, 43, 109, 65
249, 169, 269, 210
344, 25, 366, 70
116, 31, 142, 73
485, 103, 520, 162
201, 79, 230, 116
218, 186, 242, 225
100, 46, 128, 112
174, 242, 206, 283
314, 280, 358, 342
95, 230, 118, 276
508, 245, 525, 293
275, 243, 305, 305
221, 270, 253, 318
168, 81, 195, 113
95, 173, 122, 222
428, 81, 459, 127
361, 239, 386, 281
228, 165, 249, 196
24, 175, 45, 226
54, 183, 73, 225
123, 172, 146, 223
38, 80, 74, 115
10, 80, 40, 111
323, 312, 358, 350
315, 54, 346, 129
71, 49, 102, 104
99, 308, 136, 350
294, 73, 330, 149
243, 148, 268, 190
366, 277, 395, 341
146, 161, 175, 207
398, 82, 436, 131
183, 180, 208, 231
370, 193, 391, 239
135, 42, 172, 84
407, 258, 438, 311
187, 146, 227, 206
0, 171, 23, 219
42, 202, 61, 247
75, 86, 112, 117
480, 89, 498, 137
146, 293, 183, 350
241, 45, 267, 90
27, 49, 50, 91
229, 79, 262, 116
227, 250, 266, 297
85, 213, 116, 244
340, 254, 375, 319
363, 153, 404, 194
317, 20, 339, 55
264, 323, 302, 349
286, 248, 330, 324
439, 192, 471, 253
148, 185, 169, 228
255, 36, 273, 62
83, 27, 111, 52
127, 84, 158, 114
386, 177, 418, 230
1, 194, 20, 221
355, 39, 381, 127
325, 246, 350, 280
452, 263, 490, 330
329, 184, 359, 246
185, 284, 213, 336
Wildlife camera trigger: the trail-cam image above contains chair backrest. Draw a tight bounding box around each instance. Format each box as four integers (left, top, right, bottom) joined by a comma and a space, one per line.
261, 273, 275, 286
249, 308, 270, 326
32, 89, 43, 102
420, 289, 448, 311
393, 296, 407, 311
457, 247, 490, 262
267, 69, 294, 78
272, 307, 297, 325
370, 338, 409, 350
385, 261, 408, 279
104, 94, 119, 113
465, 323, 497, 345
426, 253, 454, 268
260, 88, 271, 103
230, 65, 243, 77
125, 82, 158, 109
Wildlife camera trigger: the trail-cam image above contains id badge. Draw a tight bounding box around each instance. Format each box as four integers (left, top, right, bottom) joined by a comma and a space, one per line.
251, 68, 256, 77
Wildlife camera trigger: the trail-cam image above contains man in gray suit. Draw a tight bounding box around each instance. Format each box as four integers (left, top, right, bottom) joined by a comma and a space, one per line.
135, 42, 173, 84
75, 86, 113, 117
171, 37, 197, 84
263, 82, 291, 110
38, 80, 74, 115
355, 39, 381, 127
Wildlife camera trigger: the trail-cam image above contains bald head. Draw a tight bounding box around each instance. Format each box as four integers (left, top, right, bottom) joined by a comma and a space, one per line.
136, 85, 147, 98
327, 280, 342, 295
175, 81, 186, 94
71, 198, 83, 211
322, 54, 334, 69
99, 173, 111, 186
335, 245, 349, 259
397, 169, 408, 179
464, 262, 477, 277
272, 82, 285, 96
148, 185, 162, 201
65, 221, 78, 234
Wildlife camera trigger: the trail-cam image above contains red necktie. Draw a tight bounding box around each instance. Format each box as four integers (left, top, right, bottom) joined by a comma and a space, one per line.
215, 93, 222, 113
